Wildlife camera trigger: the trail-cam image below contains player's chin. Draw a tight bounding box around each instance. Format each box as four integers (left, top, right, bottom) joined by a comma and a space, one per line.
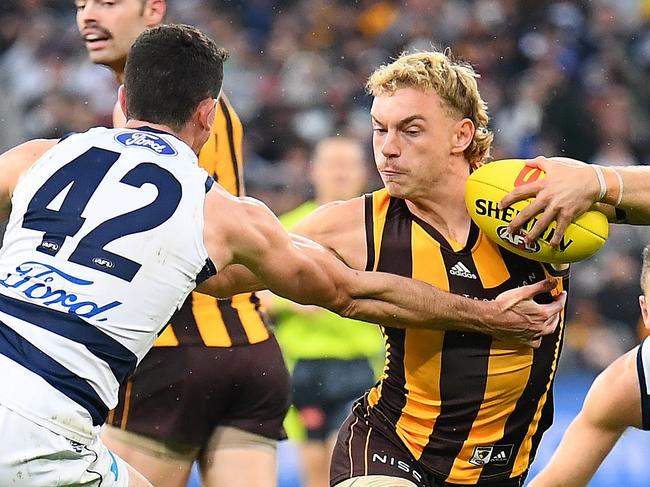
381, 181, 409, 199
87, 48, 116, 66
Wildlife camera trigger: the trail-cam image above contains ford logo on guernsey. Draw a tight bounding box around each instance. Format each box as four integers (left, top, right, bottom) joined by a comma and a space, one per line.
115, 131, 177, 155
0, 261, 122, 321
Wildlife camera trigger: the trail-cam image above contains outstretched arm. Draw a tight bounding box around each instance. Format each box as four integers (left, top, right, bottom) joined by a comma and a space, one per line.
199, 187, 565, 346
500, 157, 650, 247
528, 348, 641, 487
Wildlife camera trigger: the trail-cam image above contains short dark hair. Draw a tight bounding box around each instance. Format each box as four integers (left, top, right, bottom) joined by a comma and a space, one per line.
124, 24, 228, 131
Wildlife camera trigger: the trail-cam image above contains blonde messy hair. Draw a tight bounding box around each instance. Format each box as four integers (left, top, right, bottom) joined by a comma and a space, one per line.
366, 50, 493, 167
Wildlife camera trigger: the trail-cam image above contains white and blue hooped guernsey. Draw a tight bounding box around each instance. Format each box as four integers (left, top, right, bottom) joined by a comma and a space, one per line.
0, 126, 215, 444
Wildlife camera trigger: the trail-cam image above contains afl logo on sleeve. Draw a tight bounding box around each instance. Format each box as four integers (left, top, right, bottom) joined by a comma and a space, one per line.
115, 132, 177, 156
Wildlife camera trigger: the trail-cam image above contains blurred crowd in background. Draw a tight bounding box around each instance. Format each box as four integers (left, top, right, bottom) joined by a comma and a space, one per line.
1, 0, 650, 375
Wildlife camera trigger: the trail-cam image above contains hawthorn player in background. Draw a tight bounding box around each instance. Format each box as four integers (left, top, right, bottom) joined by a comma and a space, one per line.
75, 1, 290, 486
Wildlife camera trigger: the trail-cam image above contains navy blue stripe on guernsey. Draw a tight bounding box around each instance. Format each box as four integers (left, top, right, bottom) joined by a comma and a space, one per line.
57, 132, 76, 143
196, 257, 217, 285
205, 175, 215, 193
0, 319, 108, 425
0, 293, 137, 387
638, 341, 650, 430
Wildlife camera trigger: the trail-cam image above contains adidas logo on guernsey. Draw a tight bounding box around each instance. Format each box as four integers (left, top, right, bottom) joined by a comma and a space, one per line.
449, 261, 477, 279
493, 450, 508, 461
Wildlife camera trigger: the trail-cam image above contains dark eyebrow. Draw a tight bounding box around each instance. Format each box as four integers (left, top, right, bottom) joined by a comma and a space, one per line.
398, 115, 425, 126
371, 114, 425, 126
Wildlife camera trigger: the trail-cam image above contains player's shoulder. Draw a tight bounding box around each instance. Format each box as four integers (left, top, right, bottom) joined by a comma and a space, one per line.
204, 185, 267, 228
293, 196, 365, 236
3, 138, 59, 162
0, 138, 60, 195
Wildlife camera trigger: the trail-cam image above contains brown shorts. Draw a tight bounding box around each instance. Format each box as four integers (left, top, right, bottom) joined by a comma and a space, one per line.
108, 336, 290, 447
330, 403, 527, 487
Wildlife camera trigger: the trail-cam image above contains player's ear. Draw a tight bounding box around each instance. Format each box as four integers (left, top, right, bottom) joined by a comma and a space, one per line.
196, 97, 217, 132
451, 118, 474, 156
117, 85, 128, 120
143, 0, 166, 27
640, 294, 650, 328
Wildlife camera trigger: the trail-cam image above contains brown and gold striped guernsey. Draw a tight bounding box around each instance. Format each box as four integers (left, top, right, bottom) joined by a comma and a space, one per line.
154, 96, 271, 347
362, 189, 568, 484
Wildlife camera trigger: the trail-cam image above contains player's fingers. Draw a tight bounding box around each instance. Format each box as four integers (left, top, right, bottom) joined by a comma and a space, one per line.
499, 181, 542, 209
528, 337, 542, 349
507, 200, 546, 233
542, 291, 567, 321
549, 215, 572, 248
539, 309, 561, 336
518, 277, 559, 299
524, 157, 549, 171
523, 209, 556, 243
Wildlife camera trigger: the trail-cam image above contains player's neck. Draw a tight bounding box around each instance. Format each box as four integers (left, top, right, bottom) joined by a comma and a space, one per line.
110, 60, 127, 84
406, 199, 472, 246
123, 119, 202, 155
124, 120, 180, 140
405, 169, 472, 245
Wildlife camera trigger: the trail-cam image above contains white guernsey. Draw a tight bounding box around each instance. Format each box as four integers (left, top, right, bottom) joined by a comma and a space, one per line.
0, 127, 213, 443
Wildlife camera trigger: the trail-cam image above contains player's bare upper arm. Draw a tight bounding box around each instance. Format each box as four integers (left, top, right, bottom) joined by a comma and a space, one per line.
583, 349, 641, 430
292, 197, 366, 270
202, 184, 292, 272
0, 139, 58, 209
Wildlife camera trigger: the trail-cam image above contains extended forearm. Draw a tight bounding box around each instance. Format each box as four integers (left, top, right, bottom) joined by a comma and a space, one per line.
339, 269, 492, 331
338, 272, 562, 347
528, 413, 622, 487
611, 166, 650, 224
196, 264, 264, 298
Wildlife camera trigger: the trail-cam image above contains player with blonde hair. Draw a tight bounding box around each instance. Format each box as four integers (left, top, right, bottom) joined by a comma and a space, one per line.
263, 49, 579, 487
366, 50, 493, 168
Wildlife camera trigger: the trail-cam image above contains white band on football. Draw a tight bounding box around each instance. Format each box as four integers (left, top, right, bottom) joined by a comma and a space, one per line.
592, 165, 607, 201
613, 169, 624, 206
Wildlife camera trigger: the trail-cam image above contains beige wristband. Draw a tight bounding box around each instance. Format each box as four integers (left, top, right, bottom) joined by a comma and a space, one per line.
612, 169, 623, 206
592, 165, 607, 201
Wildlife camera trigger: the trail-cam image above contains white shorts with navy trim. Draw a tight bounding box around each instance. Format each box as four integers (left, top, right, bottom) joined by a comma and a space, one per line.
637, 337, 650, 430
0, 403, 129, 486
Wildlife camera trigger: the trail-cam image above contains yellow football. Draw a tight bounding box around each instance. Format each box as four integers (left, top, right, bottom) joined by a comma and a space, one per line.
465, 159, 608, 264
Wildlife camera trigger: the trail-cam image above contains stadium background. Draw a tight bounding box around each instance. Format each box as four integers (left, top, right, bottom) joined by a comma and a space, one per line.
1, 0, 649, 485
